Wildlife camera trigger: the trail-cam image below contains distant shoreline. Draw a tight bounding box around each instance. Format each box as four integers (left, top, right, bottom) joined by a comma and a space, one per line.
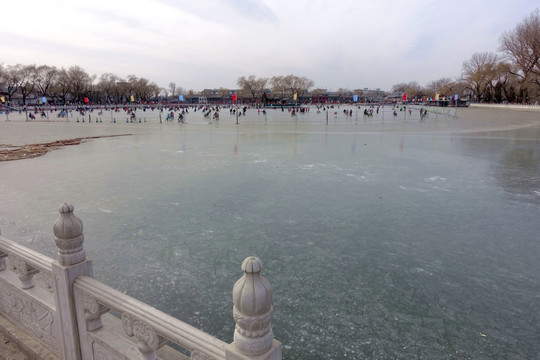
469, 103, 540, 112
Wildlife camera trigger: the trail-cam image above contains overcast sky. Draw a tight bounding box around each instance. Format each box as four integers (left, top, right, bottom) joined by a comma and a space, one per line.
1, 0, 538, 91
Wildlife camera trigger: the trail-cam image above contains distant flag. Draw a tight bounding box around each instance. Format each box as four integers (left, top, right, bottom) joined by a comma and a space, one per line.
232, 93, 237, 102
41, 96, 47, 104
454, 94, 459, 100
293, 93, 297, 101
179, 94, 184, 101
402, 93, 407, 101
83, 97, 89, 104
442, 96, 445, 101
130, 95, 135, 102
353, 94, 358, 102
0, 96, 5, 103
435, 93, 439, 101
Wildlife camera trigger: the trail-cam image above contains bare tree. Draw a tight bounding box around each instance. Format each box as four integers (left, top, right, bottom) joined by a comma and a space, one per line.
145, 82, 161, 102
270, 75, 314, 99
500, 9, 540, 83
126, 74, 139, 101
499, 9, 540, 102
131, 77, 155, 102
200, 89, 213, 98
2, 65, 20, 103
462, 52, 500, 102
425, 78, 454, 98
14, 64, 38, 105
217, 87, 231, 99
269, 75, 286, 98
34, 65, 58, 99
114, 80, 129, 103
51, 68, 71, 104
392, 81, 424, 98
336, 88, 351, 96
237, 75, 268, 101
97, 73, 120, 103
0, 63, 6, 100
168, 82, 179, 100
67, 66, 93, 103
311, 88, 326, 97
186, 89, 196, 100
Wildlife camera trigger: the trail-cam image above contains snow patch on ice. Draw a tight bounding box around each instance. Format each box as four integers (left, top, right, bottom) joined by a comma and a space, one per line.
425, 176, 447, 182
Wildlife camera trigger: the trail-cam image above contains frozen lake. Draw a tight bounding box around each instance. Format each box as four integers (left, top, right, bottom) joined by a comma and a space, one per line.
1, 106, 539, 359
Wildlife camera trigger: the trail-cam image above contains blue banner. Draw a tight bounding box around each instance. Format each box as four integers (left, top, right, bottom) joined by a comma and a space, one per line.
179, 94, 184, 101
353, 94, 358, 102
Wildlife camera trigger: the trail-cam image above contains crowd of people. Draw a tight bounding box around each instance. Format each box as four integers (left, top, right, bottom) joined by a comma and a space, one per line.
0, 103, 435, 123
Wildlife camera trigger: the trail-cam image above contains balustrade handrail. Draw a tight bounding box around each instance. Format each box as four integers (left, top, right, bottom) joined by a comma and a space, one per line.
0, 235, 54, 273
73, 274, 228, 359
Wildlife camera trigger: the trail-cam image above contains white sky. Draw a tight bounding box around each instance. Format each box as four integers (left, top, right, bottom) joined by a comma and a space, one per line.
1, 0, 538, 91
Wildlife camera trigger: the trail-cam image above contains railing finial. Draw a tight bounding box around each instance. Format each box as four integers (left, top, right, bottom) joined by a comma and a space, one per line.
53, 203, 85, 266
232, 256, 274, 356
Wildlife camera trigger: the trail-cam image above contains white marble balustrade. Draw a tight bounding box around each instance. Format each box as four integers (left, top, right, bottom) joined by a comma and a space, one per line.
0, 204, 282, 360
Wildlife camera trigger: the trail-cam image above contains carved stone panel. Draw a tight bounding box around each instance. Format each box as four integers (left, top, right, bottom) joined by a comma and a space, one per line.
0, 283, 59, 354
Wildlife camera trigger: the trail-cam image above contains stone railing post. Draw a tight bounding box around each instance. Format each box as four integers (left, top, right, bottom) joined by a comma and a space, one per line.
226, 256, 282, 360
52, 203, 94, 360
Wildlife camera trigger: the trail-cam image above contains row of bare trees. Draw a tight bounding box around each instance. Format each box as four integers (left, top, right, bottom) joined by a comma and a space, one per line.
392, 9, 540, 103
0, 64, 162, 105
236, 75, 315, 101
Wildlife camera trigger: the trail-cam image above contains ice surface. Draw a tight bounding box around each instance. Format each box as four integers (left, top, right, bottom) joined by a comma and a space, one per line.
1, 106, 539, 359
